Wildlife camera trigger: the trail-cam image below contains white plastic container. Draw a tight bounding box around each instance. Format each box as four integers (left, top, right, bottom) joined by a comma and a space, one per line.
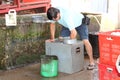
116, 55, 120, 73
5, 9, 17, 26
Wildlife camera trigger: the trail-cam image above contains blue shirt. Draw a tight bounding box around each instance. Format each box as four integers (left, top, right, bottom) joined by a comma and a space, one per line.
57, 7, 84, 30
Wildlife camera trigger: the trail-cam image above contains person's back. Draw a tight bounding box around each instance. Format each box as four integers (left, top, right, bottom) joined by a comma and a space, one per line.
56, 7, 84, 30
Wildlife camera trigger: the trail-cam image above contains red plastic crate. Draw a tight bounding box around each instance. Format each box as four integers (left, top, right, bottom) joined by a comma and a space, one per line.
98, 29, 120, 66
98, 63, 120, 80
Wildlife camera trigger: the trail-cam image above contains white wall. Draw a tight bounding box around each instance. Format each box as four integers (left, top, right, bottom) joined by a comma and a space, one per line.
51, 0, 108, 13
51, 0, 119, 31
100, 0, 119, 32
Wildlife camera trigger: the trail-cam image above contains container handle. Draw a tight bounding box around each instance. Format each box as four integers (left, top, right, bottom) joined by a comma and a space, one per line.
107, 67, 113, 73
76, 47, 80, 53
106, 37, 113, 41
8, 9, 16, 14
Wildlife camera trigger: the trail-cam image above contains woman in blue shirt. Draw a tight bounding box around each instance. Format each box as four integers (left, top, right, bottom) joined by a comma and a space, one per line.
47, 7, 95, 70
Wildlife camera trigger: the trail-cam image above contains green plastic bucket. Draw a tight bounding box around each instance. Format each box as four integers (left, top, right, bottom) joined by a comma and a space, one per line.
40, 55, 58, 77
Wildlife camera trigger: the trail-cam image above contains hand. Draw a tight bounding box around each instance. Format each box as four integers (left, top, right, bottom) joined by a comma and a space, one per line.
58, 37, 63, 41
45, 39, 55, 42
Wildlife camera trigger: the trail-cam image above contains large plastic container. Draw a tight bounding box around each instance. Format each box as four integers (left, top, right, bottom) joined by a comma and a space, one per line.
40, 55, 58, 77
98, 29, 120, 66
98, 63, 120, 80
45, 40, 84, 74
89, 32, 99, 58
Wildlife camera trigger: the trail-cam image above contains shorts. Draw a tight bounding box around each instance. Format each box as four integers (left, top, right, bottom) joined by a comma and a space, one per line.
60, 24, 88, 40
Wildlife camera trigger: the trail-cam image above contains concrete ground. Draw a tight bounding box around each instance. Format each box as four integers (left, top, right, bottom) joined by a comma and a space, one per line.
0, 56, 99, 80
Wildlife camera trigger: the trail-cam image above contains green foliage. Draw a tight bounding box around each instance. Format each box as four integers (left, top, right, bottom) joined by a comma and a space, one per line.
0, 14, 61, 69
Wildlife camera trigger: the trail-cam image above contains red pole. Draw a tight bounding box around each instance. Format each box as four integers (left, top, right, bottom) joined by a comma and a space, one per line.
14, 0, 20, 8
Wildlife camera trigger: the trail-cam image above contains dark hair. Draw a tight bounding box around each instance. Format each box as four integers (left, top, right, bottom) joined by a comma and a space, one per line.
47, 7, 60, 20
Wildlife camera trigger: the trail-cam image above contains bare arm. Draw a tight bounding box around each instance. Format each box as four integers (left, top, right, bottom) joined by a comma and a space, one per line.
50, 23, 55, 41
70, 29, 77, 39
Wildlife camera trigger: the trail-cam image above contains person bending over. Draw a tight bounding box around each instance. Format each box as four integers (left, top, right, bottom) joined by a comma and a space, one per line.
46, 7, 95, 70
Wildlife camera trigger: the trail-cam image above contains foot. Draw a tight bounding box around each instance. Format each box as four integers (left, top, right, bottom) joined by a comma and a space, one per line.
87, 64, 96, 70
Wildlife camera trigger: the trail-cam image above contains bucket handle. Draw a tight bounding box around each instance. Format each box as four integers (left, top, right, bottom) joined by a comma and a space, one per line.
8, 9, 16, 14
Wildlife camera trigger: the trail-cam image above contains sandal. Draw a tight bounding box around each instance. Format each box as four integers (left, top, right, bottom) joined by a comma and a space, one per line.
87, 64, 95, 70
